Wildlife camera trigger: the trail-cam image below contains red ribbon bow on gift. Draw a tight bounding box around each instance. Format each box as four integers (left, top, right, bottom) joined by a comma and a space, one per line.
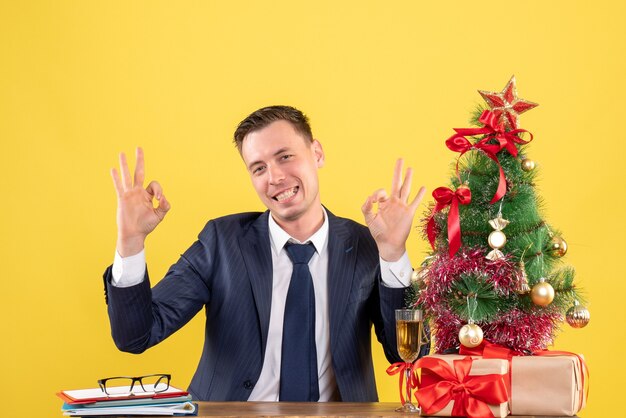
426, 185, 472, 257
459, 339, 517, 398
459, 340, 590, 412
453, 110, 534, 158
459, 339, 520, 359
386, 362, 419, 405
414, 356, 509, 418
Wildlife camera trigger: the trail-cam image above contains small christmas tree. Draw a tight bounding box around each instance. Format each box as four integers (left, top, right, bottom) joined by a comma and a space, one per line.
412, 76, 590, 354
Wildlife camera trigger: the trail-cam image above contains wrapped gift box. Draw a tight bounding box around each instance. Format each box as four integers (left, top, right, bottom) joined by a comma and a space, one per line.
416, 354, 509, 418
510, 353, 586, 416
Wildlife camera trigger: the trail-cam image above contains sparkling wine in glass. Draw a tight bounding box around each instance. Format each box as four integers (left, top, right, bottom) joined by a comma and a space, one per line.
395, 309, 427, 413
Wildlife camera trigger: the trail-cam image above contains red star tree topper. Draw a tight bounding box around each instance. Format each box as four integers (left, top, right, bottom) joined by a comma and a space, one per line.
478, 75, 538, 129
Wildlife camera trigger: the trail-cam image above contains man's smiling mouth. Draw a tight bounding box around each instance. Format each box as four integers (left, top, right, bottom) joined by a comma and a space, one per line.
273, 186, 299, 202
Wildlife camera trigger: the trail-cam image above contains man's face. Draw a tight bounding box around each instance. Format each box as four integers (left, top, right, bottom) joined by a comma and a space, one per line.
241, 120, 325, 227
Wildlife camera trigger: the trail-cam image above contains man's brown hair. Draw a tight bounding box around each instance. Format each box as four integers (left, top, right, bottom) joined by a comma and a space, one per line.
233, 105, 313, 152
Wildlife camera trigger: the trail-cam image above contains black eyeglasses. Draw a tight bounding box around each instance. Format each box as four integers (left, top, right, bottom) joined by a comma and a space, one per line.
98, 374, 171, 396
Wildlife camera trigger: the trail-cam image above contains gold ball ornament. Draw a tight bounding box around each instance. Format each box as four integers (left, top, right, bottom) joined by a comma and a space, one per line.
458, 323, 484, 348
548, 236, 568, 257
566, 301, 590, 328
521, 158, 536, 171
531, 278, 555, 306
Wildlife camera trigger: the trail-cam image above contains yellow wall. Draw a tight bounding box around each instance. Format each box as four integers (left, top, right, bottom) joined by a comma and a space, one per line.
1, 1, 623, 416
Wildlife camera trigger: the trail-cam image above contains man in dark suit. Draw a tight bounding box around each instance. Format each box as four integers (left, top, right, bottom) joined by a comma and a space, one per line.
105, 106, 426, 402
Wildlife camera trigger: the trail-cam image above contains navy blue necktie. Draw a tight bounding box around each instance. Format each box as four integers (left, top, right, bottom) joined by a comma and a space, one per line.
279, 242, 319, 402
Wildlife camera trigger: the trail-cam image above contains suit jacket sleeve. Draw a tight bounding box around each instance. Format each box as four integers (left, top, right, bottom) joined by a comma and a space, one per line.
103, 221, 219, 353
372, 280, 406, 363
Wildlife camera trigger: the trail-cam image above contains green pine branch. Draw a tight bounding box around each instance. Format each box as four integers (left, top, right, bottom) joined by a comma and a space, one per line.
448, 273, 514, 322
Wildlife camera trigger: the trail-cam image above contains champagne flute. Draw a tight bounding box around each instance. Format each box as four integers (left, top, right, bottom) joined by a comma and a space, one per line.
395, 309, 427, 413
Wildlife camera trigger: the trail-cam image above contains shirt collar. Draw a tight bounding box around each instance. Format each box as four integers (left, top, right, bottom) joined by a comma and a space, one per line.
268, 208, 329, 255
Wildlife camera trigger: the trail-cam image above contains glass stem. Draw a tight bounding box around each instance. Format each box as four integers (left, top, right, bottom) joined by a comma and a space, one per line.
405, 364, 412, 405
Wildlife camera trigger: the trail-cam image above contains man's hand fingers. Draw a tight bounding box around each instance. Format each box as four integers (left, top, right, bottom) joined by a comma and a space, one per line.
371, 188, 389, 203
119, 152, 132, 190
134, 147, 145, 187
399, 167, 414, 202
361, 193, 378, 218
409, 186, 427, 212
146, 180, 163, 201
146, 181, 170, 221
361, 195, 379, 227
362, 189, 388, 222
361, 195, 373, 215
111, 168, 124, 197
155, 194, 171, 220
390, 158, 403, 197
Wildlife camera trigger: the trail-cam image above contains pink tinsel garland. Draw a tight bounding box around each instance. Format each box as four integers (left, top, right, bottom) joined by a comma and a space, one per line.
415, 247, 561, 353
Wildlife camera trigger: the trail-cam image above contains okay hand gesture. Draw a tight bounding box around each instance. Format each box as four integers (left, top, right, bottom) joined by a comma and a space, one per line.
111, 147, 170, 257
362, 158, 426, 262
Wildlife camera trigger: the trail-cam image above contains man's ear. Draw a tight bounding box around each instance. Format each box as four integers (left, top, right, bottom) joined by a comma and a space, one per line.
312, 139, 325, 168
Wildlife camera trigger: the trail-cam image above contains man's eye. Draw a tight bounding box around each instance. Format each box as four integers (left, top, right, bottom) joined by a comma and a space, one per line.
253, 166, 266, 174
281, 154, 294, 161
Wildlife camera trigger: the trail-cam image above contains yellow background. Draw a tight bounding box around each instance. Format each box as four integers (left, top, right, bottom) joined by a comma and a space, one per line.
1, 1, 623, 416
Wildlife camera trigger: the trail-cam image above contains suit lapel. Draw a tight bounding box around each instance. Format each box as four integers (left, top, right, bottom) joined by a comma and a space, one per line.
326, 211, 358, 351
237, 210, 359, 355
238, 211, 273, 352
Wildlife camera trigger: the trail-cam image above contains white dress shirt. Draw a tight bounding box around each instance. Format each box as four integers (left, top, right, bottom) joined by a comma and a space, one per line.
111, 210, 413, 401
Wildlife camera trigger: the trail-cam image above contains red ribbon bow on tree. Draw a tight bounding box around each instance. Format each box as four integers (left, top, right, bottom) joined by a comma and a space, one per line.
414, 356, 509, 418
445, 109, 533, 204
386, 362, 419, 405
445, 134, 506, 204
453, 110, 534, 158
426, 185, 472, 257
